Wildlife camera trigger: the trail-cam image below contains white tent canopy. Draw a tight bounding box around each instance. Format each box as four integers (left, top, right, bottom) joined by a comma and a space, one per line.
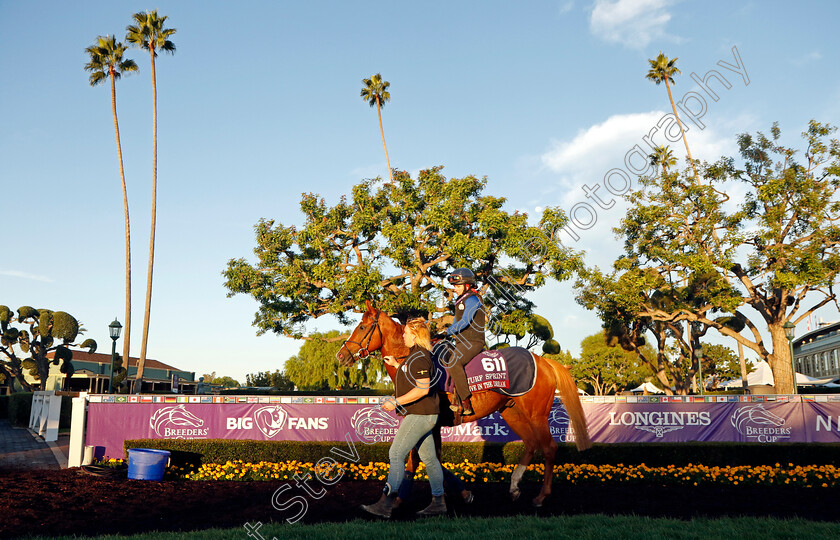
719, 360, 836, 388
629, 382, 664, 394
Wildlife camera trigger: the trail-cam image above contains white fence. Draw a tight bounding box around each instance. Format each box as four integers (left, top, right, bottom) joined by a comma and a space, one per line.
28, 391, 63, 442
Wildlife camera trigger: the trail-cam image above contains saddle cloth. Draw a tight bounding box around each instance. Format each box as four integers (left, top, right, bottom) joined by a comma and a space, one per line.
433, 345, 537, 397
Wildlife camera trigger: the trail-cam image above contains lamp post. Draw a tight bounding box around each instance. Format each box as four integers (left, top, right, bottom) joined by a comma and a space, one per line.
783, 321, 797, 395
695, 344, 705, 395
108, 318, 122, 394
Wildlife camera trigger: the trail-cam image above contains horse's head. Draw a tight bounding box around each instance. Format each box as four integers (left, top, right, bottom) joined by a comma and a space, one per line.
336, 300, 386, 367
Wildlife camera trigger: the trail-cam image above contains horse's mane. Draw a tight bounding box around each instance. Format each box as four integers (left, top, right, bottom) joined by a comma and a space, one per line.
377, 311, 408, 354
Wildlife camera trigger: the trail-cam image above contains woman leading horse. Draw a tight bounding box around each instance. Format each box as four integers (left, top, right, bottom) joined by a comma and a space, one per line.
360, 317, 447, 519
336, 300, 591, 507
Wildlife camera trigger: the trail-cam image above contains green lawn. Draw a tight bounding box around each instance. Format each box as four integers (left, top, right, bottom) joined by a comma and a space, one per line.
36, 514, 840, 540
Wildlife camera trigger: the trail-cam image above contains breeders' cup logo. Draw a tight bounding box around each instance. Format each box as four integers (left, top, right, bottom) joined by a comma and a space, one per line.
548, 405, 576, 442
149, 405, 208, 438
609, 410, 711, 438
351, 406, 399, 443
253, 405, 288, 438
730, 405, 791, 442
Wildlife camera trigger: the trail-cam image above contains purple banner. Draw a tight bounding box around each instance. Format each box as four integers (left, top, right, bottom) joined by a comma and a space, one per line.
84, 395, 840, 459
85, 397, 515, 458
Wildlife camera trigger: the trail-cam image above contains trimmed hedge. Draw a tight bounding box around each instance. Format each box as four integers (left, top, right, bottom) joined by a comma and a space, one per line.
124, 439, 540, 465
124, 439, 840, 468
0, 395, 7, 419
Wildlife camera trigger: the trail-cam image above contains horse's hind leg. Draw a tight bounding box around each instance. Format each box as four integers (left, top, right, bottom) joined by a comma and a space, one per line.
396, 448, 421, 508
433, 425, 473, 503
500, 405, 539, 502
531, 418, 557, 507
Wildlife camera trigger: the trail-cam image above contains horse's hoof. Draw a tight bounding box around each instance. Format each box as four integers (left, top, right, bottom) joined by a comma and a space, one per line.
462, 491, 474, 504
531, 497, 544, 508
510, 489, 520, 502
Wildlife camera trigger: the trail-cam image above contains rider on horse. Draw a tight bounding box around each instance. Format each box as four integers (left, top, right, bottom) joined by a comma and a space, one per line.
443, 268, 486, 417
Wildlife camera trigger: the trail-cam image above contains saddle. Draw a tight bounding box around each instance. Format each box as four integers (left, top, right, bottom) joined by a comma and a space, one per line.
431, 344, 537, 398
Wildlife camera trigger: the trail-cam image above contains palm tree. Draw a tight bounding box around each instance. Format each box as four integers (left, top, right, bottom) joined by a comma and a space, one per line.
84, 35, 137, 372
645, 52, 700, 182
126, 10, 176, 391
360, 73, 393, 184
648, 145, 677, 178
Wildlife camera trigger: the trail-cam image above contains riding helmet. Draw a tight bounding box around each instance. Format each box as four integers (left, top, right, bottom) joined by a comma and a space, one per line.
447, 268, 476, 285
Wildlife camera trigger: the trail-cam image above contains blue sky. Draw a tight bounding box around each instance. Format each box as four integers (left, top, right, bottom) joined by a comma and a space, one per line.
1, 0, 838, 383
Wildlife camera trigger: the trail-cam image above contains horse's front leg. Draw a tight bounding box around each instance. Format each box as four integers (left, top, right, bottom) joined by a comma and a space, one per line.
433, 421, 473, 503
395, 447, 421, 508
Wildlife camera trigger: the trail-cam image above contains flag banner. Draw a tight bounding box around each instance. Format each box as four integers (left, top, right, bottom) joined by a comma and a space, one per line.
84, 395, 840, 459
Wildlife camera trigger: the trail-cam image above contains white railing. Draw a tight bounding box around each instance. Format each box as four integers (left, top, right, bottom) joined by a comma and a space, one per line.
67, 393, 89, 468
28, 391, 62, 442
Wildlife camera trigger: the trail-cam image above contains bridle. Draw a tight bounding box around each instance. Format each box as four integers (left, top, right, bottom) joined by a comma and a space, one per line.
341, 308, 385, 361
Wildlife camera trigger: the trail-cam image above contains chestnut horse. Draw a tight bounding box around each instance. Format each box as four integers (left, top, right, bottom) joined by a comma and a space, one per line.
336, 302, 591, 507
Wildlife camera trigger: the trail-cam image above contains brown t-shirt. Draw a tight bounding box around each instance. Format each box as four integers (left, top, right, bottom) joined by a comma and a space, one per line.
394, 345, 439, 416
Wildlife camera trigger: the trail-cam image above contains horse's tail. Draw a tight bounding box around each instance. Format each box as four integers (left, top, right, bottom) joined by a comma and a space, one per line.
545, 357, 592, 452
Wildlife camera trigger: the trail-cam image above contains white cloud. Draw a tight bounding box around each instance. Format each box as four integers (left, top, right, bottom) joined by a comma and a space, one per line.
558, 1, 575, 15
541, 110, 731, 180
0, 270, 54, 283
542, 111, 664, 176
536, 110, 735, 270
590, 0, 674, 49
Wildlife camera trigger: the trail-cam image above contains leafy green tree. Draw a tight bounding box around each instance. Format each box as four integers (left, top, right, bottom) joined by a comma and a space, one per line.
198, 372, 240, 388
702, 343, 750, 390
578, 270, 710, 395
283, 331, 384, 390
224, 167, 582, 340
212, 376, 240, 388
245, 369, 295, 391
577, 120, 840, 394
646, 52, 700, 181
361, 73, 393, 183
84, 35, 137, 370
0, 306, 96, 391
564, 332, 654, 395
126, 10, 176, 390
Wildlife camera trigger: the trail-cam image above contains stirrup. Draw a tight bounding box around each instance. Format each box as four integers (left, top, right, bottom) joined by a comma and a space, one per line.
461, 398, 474, 416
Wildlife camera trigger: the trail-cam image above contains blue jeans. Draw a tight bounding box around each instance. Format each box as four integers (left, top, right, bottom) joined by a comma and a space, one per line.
385, 413, 444, 497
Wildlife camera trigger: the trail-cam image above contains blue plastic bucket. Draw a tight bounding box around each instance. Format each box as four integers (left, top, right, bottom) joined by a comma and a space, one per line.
127, 448, 171, 481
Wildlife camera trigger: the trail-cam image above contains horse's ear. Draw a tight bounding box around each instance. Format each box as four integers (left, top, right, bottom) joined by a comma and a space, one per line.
365, 299, 374, 312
